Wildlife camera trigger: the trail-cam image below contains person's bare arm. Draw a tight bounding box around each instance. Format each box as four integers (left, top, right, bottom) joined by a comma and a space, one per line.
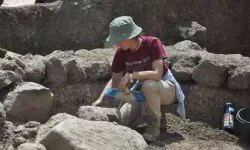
119, 59, 164, 91
92, 72, 123, 106
130, 59, 164, 81
98, 72, 122, 100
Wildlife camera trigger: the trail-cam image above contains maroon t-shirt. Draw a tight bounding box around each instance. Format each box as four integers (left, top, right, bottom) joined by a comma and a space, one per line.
111, 36, 168, 77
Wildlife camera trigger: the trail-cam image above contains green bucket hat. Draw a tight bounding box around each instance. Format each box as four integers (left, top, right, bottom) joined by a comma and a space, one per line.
106, 16, 142, 44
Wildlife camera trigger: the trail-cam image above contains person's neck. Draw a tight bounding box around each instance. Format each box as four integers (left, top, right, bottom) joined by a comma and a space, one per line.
130, 37, 142, 51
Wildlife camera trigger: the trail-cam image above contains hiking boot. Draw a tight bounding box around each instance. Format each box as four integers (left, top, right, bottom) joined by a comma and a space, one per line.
142, 114, 161, 142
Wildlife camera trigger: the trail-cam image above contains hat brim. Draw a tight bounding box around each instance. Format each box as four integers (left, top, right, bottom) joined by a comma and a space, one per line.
106, 26, 142, 45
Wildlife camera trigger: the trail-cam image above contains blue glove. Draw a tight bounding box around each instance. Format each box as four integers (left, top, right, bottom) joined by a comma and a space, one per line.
104, 88, 145, 102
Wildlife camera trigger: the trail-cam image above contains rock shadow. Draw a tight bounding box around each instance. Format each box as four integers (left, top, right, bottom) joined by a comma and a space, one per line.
135, 126, 185, 148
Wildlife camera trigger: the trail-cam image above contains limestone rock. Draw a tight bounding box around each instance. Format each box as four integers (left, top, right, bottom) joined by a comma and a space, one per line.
192, 57, 228, 87
228, 65, 250, 89
74, 49, 112, 80
3, 82, 54, 122
176, 21, 206, 47
191, 53, 250, 88
77, 106, 120, 122
64, 58, 87, 83
0, 70, 20, 90
0, 121, 16, 150
21, 54, 46, 83
0, 59, 26, 81
48, 82, 106, 115
171, 55, 200, 82
89, 48, 116, 59
0, 121, 16, 143
174, 40, 204, 51
14, 125, 25, 134
5, 145, 15, 150
12, 136, 27, 148
84, 60, 111, 80
164, 45, 205, 67
18, 143, 47, 150
44, 56, 67, 84
25, 121, 41, 128
21, 128, 38, 140
39, 118, 147, 150
14, 121, 41, 140
44, 50, 90, 84
4, 52, 23, 60
35, 113, 77, 143
219, 54, 250, 69
0, 102, 6, 123
74, 49, 98, 58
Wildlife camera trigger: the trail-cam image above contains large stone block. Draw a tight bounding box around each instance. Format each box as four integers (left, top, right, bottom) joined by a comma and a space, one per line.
228, 65, 250, 89
35, 113, 77, 143
39, 118, 147, 150
3, 82, 54, 122
77, 106, 120, 122
192, 59, 228, 87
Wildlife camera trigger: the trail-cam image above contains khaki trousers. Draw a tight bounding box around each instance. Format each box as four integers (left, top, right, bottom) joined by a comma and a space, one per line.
119, 79, 176, 128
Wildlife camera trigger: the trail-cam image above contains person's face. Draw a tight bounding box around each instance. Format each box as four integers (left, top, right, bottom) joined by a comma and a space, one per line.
115, 39, 131, 50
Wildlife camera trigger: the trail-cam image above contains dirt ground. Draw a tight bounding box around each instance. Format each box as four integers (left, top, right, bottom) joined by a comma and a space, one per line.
136, 113, 250, 150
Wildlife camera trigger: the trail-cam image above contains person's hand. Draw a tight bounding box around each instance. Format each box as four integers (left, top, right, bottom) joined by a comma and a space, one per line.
92, 98, 103, 106
119, 73, 130, 92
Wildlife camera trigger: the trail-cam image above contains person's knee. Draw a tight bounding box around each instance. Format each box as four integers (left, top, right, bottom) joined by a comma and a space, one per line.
141, 80, 158, 93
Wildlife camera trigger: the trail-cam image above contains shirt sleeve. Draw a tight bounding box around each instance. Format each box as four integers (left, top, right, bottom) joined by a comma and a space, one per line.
110, 49, 126, 73
150, 38, 167, 62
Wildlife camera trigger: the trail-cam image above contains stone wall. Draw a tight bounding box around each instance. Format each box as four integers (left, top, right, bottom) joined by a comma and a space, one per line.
165, 41, 250, 127
0, 0, 249, 56
0, 41, 249, 127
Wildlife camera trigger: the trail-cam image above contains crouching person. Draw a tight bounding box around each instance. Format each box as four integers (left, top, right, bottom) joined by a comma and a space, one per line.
92, 16, 185, 142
